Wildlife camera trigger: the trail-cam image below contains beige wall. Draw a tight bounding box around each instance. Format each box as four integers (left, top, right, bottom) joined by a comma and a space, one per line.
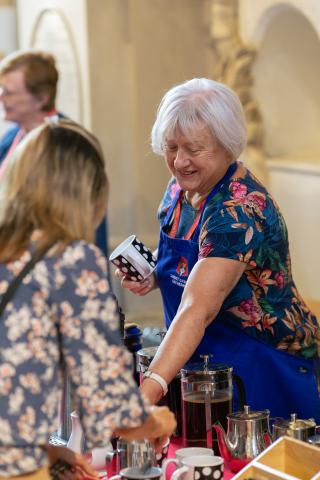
87, 0, 212, 321
88, 0, 210, 249
239, 0, 320, 303
16, 0, 91, 127
0, 0, 17, 136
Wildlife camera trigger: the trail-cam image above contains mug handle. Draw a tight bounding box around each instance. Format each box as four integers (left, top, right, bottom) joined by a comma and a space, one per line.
171, 466, 189, 480
162, 458, 179, 478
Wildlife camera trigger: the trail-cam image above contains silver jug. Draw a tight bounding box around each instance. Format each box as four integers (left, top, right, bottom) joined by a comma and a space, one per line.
213, 405, 272, 473
308, 434, 320, 447
106, 438, 156, 473
273, 413, 317, 442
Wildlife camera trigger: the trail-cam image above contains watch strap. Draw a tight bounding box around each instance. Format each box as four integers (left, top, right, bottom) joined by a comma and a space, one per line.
142, 370, 168, 396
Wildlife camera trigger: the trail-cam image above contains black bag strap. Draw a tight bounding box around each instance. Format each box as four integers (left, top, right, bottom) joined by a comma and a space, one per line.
0, 244, 54, 317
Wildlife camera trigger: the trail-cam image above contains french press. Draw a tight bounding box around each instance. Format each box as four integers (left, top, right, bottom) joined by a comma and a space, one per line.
180, 354, 246, 454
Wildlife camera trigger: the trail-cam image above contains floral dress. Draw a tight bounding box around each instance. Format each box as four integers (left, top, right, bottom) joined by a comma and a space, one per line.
0, 241, 149, 477
158, 167, 320, 361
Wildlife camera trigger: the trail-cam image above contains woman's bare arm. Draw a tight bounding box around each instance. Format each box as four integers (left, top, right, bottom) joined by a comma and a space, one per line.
140, 257, 246, 404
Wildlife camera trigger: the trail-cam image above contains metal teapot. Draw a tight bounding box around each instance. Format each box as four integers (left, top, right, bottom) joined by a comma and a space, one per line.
213, 405, 272, 473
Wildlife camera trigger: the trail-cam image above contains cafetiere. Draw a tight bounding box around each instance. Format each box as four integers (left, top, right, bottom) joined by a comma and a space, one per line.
180, 355, 246, 454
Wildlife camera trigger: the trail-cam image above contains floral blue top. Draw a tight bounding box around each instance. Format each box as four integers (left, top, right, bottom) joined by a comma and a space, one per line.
158, 165, 320, 361
0, 241, 149, 477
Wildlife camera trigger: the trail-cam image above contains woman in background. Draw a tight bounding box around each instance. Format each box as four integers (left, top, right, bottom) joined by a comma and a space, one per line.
0, 119, 176, 479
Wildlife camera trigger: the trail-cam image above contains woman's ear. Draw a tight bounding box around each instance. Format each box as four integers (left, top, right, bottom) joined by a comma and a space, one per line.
35, 92, 51, 111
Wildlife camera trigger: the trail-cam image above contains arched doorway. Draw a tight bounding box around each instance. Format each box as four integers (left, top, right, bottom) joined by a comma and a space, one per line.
243, 2, 320, 303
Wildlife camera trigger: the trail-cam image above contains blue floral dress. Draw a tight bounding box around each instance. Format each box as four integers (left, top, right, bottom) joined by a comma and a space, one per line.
158, 167, 320, 361
0, 241, 149, 477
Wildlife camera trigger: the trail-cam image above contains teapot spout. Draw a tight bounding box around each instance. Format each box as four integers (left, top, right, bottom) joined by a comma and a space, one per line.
213, 421, 234, 463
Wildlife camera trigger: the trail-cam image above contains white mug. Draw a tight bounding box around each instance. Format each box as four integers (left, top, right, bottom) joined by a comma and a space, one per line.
162, 448, 214, 478
91, 444, 113, 471
174, 448, 214, 462
109, 235, 156, 281
170, 455, 223, 480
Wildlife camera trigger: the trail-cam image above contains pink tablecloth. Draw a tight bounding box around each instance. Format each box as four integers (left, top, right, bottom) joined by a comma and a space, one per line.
168, 438, 234, 480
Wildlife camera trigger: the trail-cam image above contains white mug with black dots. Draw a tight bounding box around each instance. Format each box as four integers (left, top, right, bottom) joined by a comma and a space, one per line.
162, 447, 214, 474
109, 235, 157, 282
168, 455, 224, 480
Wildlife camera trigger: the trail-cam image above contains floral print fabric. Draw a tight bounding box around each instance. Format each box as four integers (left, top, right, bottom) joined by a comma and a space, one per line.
0, 241, 149, 477
158, 167, 320, 361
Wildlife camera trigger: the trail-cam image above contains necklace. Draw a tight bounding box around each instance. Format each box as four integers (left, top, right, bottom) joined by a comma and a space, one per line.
183, 191, 190, 204
184, 191, 207, 210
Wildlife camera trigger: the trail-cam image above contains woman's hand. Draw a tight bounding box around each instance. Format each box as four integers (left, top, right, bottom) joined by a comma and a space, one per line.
144, 407, 176, 453
114, 269, 158, 296
114, 405, 176, 453
46, 445, 99, 479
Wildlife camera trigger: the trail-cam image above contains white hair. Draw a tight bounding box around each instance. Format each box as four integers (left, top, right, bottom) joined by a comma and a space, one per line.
151, 78, 247, 160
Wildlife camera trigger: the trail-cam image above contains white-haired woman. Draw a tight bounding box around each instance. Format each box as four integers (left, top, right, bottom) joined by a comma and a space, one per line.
117, 78, 320, 423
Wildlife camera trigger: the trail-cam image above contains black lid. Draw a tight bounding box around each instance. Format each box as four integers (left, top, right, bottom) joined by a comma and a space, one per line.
137, 346, 158, 360
228, 405, 270, 421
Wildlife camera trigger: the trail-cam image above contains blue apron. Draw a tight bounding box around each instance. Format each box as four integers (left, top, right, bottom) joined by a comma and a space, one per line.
156, 165, 320, 422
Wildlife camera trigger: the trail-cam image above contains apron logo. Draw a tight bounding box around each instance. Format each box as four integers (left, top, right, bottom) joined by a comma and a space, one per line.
176, 256, 188, 277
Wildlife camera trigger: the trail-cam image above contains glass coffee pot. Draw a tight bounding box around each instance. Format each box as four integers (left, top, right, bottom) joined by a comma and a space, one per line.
180, 355, 246, 454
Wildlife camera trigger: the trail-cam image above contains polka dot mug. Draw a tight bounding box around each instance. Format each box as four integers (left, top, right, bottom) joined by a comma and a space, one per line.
109, 235, 157, 282
166, 455, 224, 480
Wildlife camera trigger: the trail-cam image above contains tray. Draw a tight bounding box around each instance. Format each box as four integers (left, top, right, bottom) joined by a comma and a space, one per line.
232, 436, 320, 480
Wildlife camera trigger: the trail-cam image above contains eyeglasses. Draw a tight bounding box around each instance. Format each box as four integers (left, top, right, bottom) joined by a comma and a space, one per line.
0, 85, 28, 97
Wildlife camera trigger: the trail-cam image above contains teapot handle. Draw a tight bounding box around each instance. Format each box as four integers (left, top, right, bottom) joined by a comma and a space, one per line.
232, 373, 247, 411
263, 431, 273, 447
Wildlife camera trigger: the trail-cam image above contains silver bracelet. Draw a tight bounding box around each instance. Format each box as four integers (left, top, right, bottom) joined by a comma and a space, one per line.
142, 370, 168, 396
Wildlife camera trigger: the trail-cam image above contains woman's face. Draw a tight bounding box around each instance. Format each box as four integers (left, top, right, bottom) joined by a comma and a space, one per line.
163, 124, 232, 196
0, 69, 45, 127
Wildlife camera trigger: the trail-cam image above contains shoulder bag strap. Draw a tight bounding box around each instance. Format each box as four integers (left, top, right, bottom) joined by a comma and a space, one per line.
0, 244, 54, 317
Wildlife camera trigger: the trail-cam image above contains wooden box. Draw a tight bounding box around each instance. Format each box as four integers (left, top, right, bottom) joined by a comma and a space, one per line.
232, 436, 320, 480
